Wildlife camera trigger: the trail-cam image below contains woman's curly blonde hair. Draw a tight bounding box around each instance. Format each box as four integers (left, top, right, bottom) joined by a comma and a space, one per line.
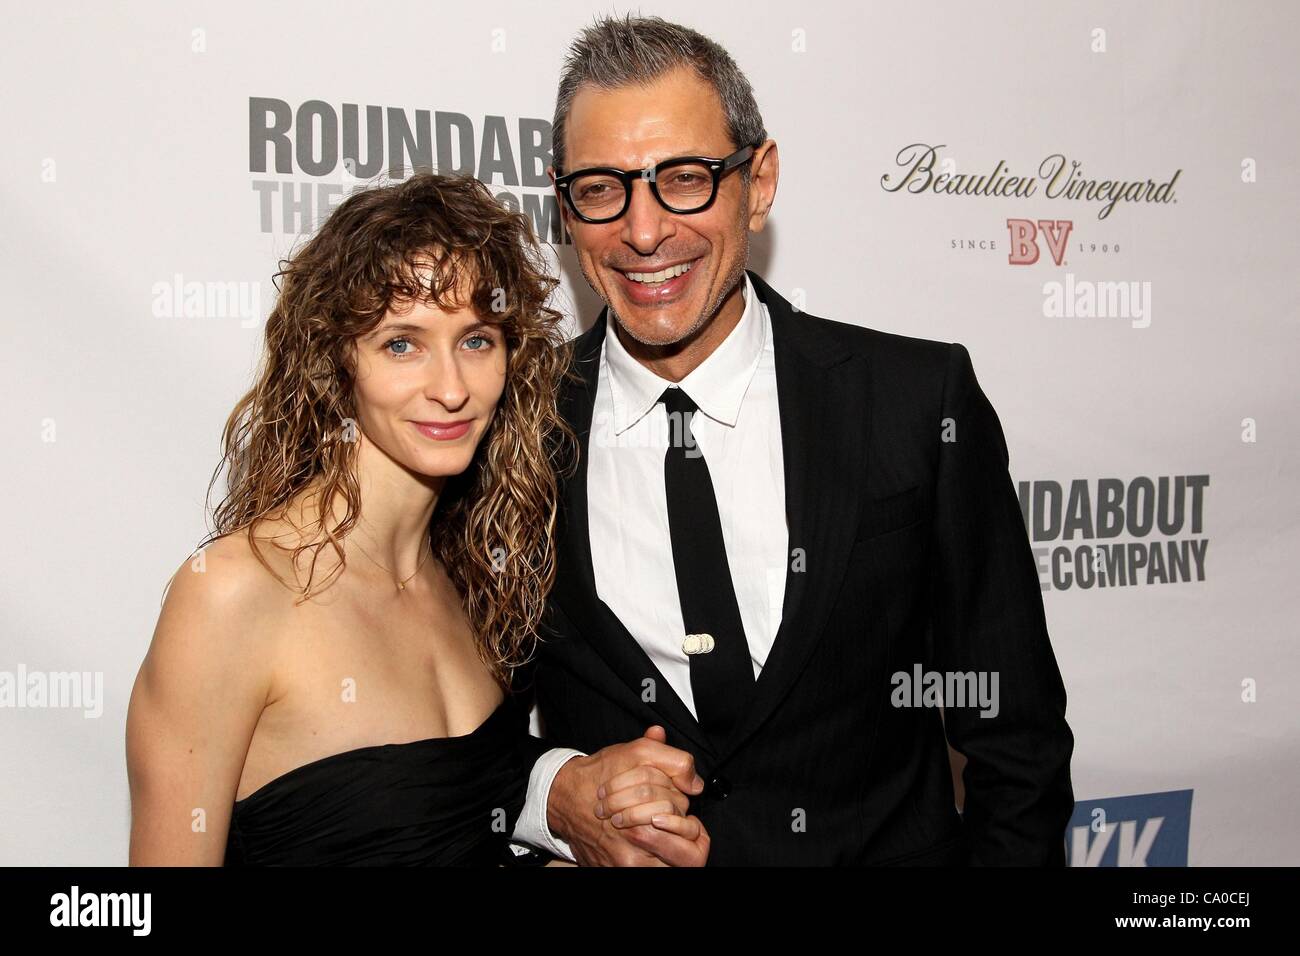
199, 171, 578, 684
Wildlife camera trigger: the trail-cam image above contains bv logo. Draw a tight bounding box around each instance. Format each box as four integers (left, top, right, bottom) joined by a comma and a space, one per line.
1007, 218, 1074, 266
1065, 789, 1193, 866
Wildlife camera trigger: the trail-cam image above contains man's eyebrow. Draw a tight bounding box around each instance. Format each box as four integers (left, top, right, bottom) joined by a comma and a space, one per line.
569, 150, 712, 170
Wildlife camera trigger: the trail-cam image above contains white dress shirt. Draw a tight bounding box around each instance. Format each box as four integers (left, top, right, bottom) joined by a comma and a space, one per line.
511, 272, 788, 860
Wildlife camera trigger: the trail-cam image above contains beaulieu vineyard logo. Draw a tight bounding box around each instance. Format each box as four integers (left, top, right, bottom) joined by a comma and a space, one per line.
880, 143, 1181, 221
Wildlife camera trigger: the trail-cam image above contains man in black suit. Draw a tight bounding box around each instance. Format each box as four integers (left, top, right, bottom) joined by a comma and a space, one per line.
509, 13, 1074, 866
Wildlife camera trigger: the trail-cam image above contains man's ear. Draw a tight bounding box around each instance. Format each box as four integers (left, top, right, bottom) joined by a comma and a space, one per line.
747, 139, 779, 233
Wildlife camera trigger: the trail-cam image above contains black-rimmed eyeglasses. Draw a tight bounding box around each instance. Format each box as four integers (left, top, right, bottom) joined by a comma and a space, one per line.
554, 142, 760, 224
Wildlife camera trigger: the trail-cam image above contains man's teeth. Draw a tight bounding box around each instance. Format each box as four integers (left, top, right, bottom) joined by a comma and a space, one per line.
621, 260, 695, 284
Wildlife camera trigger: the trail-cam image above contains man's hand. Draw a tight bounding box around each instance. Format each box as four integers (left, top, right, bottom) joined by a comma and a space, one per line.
547, 725, 709, 866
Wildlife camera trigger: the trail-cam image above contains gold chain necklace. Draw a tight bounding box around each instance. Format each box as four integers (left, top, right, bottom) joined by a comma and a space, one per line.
349, 531, 432, 593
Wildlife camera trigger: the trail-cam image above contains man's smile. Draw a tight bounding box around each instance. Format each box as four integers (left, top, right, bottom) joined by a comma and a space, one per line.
612, 255, 704, 305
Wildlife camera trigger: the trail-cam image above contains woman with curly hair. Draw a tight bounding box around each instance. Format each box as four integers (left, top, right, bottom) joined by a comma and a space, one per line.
124, 172, 695, 865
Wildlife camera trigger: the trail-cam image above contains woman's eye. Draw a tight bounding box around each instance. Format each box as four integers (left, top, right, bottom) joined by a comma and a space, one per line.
463, 333, 493, 351
384, 337, 414, 357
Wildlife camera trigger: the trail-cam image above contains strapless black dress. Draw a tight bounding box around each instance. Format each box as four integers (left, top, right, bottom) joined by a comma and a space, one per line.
224, 693, 534, 866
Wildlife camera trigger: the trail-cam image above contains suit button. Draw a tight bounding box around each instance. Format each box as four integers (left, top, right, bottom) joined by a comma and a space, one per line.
707, 775, 731, 799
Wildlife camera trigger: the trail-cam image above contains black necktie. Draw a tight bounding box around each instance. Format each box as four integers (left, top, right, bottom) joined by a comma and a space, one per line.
659, 385, 755, 748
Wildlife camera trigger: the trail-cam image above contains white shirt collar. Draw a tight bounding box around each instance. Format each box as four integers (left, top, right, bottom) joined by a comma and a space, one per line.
604, 271, 767, 435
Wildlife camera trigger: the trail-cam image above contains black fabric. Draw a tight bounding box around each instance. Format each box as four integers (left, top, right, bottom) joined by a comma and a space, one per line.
515, 269, 1076, 866
224, 694, 531, 866
659, 385, 755, 750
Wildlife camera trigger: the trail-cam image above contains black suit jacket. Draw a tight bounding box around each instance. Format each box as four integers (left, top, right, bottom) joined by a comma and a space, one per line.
515, 269, 1075, 865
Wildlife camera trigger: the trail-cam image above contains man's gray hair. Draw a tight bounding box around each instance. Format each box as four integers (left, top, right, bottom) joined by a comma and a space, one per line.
552, 13, 768, 182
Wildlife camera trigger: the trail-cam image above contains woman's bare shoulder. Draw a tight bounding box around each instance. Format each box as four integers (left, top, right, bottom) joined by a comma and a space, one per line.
145, 488, 345, 682
134, 522, 327, 726
172, 505, 344, 608
164, 529, 301, 621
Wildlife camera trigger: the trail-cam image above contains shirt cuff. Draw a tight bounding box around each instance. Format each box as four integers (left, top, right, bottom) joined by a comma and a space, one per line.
511, 746, 586, 862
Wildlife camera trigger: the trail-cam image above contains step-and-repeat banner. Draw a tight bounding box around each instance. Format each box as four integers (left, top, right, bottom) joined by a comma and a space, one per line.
2, 1, 1296, 865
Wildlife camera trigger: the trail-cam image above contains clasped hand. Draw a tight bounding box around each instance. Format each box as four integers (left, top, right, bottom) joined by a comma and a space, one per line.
547, 725, 710, 866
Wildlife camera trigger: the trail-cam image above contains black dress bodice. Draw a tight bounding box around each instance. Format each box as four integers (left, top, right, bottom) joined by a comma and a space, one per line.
224, 694, 533, 866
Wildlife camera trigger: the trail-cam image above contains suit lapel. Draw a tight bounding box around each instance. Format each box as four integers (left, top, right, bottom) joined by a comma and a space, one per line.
552, 312, 718, 759
712, 271, 871, 764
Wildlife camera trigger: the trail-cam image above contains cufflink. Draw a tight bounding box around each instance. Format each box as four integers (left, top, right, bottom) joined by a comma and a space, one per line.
682, 633, 715, 655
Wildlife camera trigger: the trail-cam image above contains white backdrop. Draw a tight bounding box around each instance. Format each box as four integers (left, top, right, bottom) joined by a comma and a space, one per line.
2, 0, 1297, 865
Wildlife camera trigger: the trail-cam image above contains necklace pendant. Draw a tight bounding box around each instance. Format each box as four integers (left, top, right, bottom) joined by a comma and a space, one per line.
397, 580, 405, 591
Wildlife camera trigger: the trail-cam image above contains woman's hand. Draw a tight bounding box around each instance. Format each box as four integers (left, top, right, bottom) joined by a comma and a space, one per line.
594, 762, 691, 827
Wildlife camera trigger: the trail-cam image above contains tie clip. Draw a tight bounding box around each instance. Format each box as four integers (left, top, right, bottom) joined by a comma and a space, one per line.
682, 633, 715, 655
